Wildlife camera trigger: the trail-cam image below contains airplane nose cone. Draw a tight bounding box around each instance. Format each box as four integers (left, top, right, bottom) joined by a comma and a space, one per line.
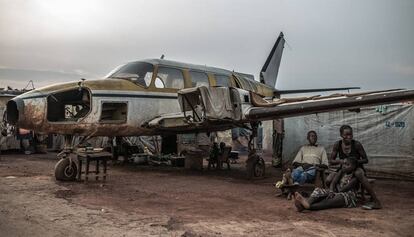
6, 98, 24, 125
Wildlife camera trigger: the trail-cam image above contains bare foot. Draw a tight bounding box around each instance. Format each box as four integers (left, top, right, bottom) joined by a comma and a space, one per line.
294, 199, 304, 212
294, 192, 310, 209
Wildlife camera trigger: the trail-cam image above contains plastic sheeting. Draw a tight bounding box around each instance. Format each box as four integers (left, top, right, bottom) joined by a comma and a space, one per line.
178, 86, 238, 121
284, 104, 413, 179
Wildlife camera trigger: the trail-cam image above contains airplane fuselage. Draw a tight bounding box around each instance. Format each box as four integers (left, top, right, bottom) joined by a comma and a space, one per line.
6, 59, 274, 136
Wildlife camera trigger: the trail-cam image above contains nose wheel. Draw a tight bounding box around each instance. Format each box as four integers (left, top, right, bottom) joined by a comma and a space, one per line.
246, 122, 266, 179
254, 157, 266, 177
246, 151, 266, 179
55, 135, 78, 181
55, 158, 78, 181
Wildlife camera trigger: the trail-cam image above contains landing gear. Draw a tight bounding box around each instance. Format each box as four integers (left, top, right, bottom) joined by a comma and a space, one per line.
55, 158, 77, 181
54, 135, 77, 181
254, 157, 266, 177
246, 150, 266, 179
246, 122, 266, 179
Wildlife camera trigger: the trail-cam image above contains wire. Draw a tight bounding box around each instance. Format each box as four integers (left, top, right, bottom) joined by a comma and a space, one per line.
23, 80, 35, 90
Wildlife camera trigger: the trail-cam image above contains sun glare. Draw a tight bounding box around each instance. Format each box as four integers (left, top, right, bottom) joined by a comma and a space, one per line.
35, 0, 101, 27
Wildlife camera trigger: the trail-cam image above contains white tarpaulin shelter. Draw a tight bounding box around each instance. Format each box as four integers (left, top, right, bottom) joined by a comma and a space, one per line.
283, 104, 413, 179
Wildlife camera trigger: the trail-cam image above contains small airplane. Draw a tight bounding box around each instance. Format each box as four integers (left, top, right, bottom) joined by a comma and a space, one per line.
5, 32, 414, 180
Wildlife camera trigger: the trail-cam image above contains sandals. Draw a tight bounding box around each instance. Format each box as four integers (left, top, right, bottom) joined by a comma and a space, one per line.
362, 202, 382, 210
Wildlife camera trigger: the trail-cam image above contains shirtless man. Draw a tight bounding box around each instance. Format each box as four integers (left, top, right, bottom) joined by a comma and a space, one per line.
328, 125, 382, 209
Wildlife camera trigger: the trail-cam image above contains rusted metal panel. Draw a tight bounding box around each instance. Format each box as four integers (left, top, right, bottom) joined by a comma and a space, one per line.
21, 98, 45, 129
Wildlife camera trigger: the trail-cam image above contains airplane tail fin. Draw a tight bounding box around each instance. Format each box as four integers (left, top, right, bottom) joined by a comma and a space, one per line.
260, 32, 285, 88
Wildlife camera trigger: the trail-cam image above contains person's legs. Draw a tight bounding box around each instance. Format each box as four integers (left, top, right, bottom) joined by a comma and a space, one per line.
354, 168, 382, 208
291, 167, 305, 184
307, 187, 329, 205
308, 195, 347, 210
308, 194, 326, 205
295, 188, 350, 212
303, 167, 316, 183
294, 188, 329, 211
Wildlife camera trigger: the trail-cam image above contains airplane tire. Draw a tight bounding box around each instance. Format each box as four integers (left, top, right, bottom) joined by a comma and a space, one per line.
55, 158, 77, 181
246, 156, 266, 179
254, 157, 266, 178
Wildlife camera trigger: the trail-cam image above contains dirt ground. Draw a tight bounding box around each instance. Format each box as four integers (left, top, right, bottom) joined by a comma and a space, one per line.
0, 152, 413, 237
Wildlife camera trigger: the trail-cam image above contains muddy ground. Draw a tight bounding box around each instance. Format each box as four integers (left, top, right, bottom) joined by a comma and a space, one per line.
0, 152, 413, 237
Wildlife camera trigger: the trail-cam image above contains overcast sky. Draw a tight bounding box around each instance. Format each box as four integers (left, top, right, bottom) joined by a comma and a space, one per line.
0, 0, 413, 91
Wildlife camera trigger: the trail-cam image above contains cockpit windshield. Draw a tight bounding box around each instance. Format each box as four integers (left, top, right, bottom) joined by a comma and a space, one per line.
106, 62, 154, 87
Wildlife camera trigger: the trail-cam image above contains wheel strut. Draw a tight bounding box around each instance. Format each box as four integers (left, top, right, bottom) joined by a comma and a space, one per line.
246, 122, 265, 179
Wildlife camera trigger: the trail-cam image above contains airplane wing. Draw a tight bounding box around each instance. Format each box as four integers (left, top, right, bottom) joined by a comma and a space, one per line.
274, 87, 361, 95
246, 89, 414, 121
145, 87, 414, 134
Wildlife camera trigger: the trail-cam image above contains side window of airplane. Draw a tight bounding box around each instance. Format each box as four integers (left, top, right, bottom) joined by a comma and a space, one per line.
190, 71, 209, 87
100, 102, 128, 123
214, 74, 230, 87
156, 67, 184, 89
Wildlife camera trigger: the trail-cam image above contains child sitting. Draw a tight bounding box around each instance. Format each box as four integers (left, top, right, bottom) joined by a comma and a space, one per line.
294, 156, 359, 212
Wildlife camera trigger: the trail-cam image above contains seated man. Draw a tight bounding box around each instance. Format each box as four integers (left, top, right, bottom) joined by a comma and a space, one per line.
290, 130, 328, 185
294, 157, 359, 211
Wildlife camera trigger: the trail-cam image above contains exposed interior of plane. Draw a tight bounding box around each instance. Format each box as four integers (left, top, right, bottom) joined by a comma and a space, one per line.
47, 88, 92, 122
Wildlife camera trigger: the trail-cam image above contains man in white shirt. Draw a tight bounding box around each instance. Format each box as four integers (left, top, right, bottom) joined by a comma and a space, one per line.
291, 130, 328, 185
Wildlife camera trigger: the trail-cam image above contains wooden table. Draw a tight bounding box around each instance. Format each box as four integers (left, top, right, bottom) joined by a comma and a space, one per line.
76, 151, 112, 182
